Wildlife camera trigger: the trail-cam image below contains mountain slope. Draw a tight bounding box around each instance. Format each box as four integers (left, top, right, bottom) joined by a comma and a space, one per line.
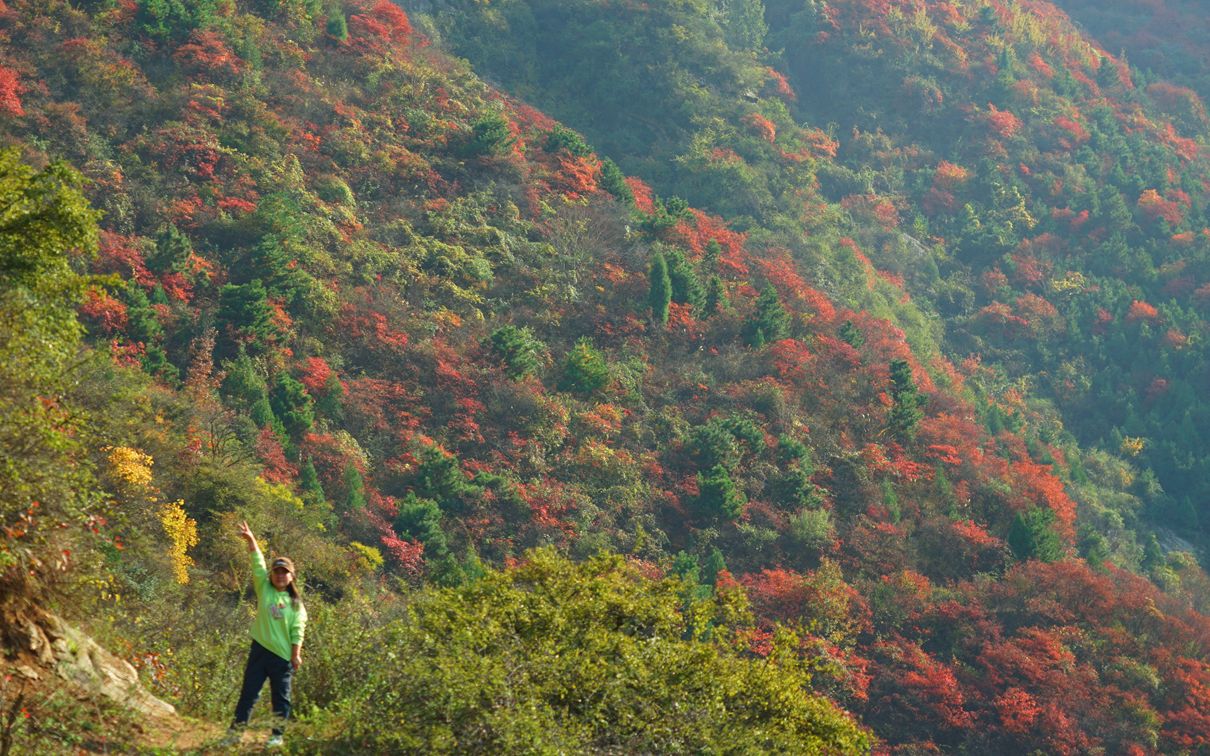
1, 0, 1209, 751
428, 0, 1210, 554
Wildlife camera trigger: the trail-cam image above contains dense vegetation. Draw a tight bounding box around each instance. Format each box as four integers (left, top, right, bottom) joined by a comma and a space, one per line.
1, 0, 1209, 752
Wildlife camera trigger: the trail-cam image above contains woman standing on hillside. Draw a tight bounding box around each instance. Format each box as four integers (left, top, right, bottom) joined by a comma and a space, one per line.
222, 521, 307, 749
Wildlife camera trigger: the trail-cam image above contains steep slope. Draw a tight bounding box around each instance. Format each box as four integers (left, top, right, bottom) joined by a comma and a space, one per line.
1052, 0, 1210, 106
1, 0, 1209, 752
429, 0, 1210, 556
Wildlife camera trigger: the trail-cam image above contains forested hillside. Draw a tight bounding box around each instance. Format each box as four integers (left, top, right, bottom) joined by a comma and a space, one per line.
1, 0, 1209, 752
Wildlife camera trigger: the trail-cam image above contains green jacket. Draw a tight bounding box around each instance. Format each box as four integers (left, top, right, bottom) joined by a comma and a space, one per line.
249, 550, 307, 661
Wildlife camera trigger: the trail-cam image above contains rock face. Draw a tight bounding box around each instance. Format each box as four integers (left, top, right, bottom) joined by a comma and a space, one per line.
44, 616, 176, 718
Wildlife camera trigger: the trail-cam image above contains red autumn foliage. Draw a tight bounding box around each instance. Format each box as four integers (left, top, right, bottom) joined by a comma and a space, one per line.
380, 533, 425, 575
1137, 188, 1184, 226
767, 338, 817, 387
79, 288, 128, 334
765, 67, 796, 101
1008, 250, 1051, 287
986, 104, 1022, 138
349, 0, 413, 51
342, 377, 424, 443
803, 128, 839, 158
519, 480, 577, 539
556, 153, 600, 198
0, 65, 23, 116
1014, 293, 1063, 335
755, 252, 835, 323
673, 209, 749, 277
94, 232, 155, 286
174, 30, 243, 78
1160, 658, 1210, 750
1052, 114, 1089, 147
933, 160, 969, 190
1125, 299, 1160, 322
299, 356, 334, 396
742, 568, 812, 624
337, 301, 410, 365
995, 687, 1042, 734
871, 640, 974, 732
255, 426, 298, 484
624, 176, 655, 213
975, 301, 1031, 340
1027, 51, 1054, 78
744, 112, 777, 143
1008, 456, 1075, 540
1159, 122, 1201, 162
300, 432, 362, 494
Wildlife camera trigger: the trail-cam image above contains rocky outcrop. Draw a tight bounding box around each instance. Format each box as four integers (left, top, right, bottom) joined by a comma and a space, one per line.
6, 612, 175, 718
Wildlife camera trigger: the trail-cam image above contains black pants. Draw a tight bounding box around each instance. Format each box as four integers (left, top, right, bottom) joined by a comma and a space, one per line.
232, 640, 293, 735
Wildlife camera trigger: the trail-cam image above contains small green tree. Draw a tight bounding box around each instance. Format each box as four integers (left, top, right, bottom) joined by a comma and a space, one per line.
888, 359, 925, 440
299, 457, 326, 505
216, 280, 275, 356
412, 446, 479, 513
789, 508, 834, 552
838, 319, 865, 348
598, 158, 633, 204
394, 493, 450, 559
464, 112, 516, 158
558, 338, 610, 396
703, 275, 728, 317
326, 8, 348, 40
666, 249, 704, 309
648, 251, 672, 325
135, 0, 222, 42
221, 352, 269, 411
148, 223, 192, 274
544, 124, 592, 157
342, 465, 368, 513
743, 285, 789, 347
703, 547, 729, 586
695, 465, 746, 521
270, 372, 314, 436
487, 325, 543, 379
1008, 507, 1064, 562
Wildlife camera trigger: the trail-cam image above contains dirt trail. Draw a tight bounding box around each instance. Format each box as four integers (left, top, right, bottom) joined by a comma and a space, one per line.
1, 657, 278, 754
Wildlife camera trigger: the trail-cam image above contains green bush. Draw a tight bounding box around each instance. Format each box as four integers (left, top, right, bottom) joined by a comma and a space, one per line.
305, 549, 872, 753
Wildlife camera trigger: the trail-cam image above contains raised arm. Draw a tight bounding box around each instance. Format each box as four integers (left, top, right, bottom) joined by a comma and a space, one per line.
238, 521, 269, 595
237, 520, 261, 555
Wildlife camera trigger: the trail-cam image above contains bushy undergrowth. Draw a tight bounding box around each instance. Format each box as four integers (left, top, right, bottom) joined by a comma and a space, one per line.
294, 549, 871, 753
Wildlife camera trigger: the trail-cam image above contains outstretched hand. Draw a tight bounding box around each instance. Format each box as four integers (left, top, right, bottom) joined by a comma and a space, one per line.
237, 520, 258, 552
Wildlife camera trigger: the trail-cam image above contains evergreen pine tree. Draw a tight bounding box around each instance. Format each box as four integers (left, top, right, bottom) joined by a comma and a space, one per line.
743, 285, 789, 347
838, 320, 865, 348
888, 359, 925, 440
703, 275, 727, 317
1008, 507, 1064, 562
299, 457, 325, 505
703, 547, 728, 586
648, 251, 671, 326
148, 223, 192, 274
342, 464, 368, 513
666, 249, 704, 310
326, 8, 348, 40
599, 158, 633, 205
558, 338, 610, 395
270, 372, 315, 436
695, 465, 746, 521
488, 325, 543, 379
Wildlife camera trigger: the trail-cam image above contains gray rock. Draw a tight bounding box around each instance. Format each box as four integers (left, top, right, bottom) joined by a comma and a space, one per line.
46, 616, 176, 718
